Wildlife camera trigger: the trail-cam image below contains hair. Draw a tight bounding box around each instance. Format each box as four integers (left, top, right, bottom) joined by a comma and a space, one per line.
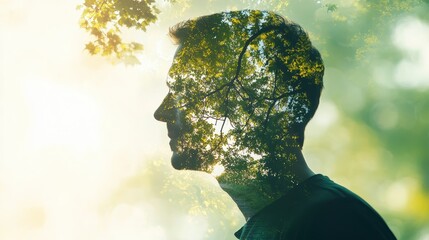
168, 10, 324, 148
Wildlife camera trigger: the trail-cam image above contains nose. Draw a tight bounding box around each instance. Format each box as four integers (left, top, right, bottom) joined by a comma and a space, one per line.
154, 93, 178, 122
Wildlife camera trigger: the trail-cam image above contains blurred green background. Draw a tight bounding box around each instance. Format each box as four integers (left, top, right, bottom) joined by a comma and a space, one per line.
122, 1, 429, 239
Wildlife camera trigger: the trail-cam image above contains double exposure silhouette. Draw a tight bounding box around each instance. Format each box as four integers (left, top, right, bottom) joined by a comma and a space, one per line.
154, 10, 396, 239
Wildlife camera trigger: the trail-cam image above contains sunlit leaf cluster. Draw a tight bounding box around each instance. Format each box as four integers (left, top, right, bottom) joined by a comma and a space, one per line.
77, 0, 162, 63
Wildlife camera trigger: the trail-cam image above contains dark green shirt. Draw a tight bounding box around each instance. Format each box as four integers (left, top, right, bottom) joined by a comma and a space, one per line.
234, 174, 396, 239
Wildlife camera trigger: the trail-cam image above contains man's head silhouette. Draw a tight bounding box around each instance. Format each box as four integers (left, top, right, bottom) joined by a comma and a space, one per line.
154, 10, 396, 239
154, 10, 323, 177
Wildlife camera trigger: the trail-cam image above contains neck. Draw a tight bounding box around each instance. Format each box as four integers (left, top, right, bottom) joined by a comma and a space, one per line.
217, 150, 315, 220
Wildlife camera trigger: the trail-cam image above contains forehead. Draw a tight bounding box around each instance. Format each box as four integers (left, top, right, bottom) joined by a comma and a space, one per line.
166, 45, 191, 89
165, 31, 278, 94
166, 41, 229, 89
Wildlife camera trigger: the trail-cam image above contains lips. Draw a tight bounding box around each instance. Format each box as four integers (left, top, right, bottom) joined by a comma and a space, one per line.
167, 123, 182, 152
167, 123, 181, 139
169, 138, 178, 151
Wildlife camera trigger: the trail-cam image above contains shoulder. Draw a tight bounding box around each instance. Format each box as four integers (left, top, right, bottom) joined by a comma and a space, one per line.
282, 175, 397, 239
294, 191, 397, 239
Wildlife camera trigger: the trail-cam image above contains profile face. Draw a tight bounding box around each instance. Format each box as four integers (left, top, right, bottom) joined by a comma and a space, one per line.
153, 91, 191, 170
154, 44, 225, 171
154, 10, 324, 180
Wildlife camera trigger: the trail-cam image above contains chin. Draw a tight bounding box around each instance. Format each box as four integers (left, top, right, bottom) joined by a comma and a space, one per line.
171, 152, 187, 170
170, 151, 202, 171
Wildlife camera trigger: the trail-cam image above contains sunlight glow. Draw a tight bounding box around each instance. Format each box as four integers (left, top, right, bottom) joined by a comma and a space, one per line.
24, 78, 101, 151
385, 179, 414, 211
211, 163, 225, 177
393, 17, 429, 88
0, 1, 176, 239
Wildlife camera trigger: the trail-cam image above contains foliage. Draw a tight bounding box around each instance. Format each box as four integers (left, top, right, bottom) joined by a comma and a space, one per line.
77, 0, 161, 63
